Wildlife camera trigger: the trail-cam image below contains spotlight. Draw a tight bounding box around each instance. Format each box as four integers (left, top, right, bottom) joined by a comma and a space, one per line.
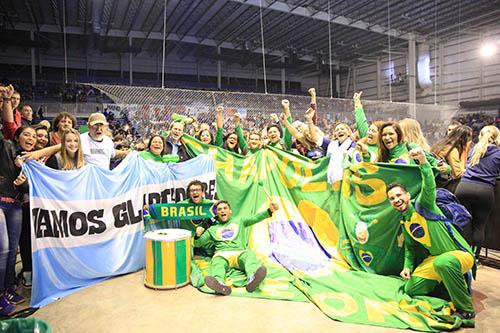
480, 42, 497, 58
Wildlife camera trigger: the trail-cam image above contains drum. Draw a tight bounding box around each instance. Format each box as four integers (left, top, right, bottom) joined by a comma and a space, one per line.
144, 228, 192, 289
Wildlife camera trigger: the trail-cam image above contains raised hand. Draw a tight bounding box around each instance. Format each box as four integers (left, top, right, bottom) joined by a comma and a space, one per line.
304, 107, 315, 122
353, 91, 363, 108
281, 99, 290, 110
233, 112, 241, 125
355, 142, 368, 154
269, 202, 279, 213
195, 226, 205, 238
1, 84, 14, 99
409, 148, 427, 164
308, 88, 316, 97
216, 105, 224, 114
400, 268, 411, 280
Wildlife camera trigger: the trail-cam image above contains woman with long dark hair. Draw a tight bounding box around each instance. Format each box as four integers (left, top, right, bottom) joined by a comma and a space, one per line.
431, 126, 472, 191
377, 122, 449, 176
0, 125, 36, 315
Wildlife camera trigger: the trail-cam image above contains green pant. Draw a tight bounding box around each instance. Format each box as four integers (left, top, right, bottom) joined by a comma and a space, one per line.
209, 250, 261, 282
404, 253, 474, 313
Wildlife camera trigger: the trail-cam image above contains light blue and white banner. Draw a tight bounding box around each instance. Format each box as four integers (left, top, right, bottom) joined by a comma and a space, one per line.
23, 153, 216, 307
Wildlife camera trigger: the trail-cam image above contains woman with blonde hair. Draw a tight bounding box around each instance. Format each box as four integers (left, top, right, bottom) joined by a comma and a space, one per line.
455, 125, 500, 257
46, 128, 85, 170
399, 118, 431, 152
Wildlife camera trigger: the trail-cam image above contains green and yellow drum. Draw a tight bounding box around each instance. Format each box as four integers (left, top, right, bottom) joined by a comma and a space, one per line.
144, 229, 192, 289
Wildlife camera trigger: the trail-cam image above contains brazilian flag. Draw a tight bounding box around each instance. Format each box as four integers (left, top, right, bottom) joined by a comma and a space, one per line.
183, 135, 467, 331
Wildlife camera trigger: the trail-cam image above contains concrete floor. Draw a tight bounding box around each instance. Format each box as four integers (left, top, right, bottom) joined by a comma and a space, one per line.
22, 263, 500, 333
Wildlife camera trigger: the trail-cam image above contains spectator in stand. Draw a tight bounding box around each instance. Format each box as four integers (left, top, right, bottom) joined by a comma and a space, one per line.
80, 113, 128, 169
246, 132, 263, 154
399, 118, 431, 152
196, 129, 214, 145
20, 105, 33, 127
431, 126, 472, 192
280, 106, 324, 160
447, 120, 462, 136
378, 121, 450, 176
455, 125, 500, 259
14, 123, 51, 291
164, 121, 190, 162
267, 101, 292, 151
33, 123, 50, 151
10, 91, 21, 128
352, 92, 384, 163
51, 112, 76, 145
214, 106, 247, 154
307, 107, 356, 183
46, 128, 85, 170
0, 85, 18, 140
0, 125, 37, 315
36, 105, 44, 121
139, 135, 179, 163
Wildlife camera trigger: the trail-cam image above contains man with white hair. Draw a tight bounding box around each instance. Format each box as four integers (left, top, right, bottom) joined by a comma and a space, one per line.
81, 113, 128, 169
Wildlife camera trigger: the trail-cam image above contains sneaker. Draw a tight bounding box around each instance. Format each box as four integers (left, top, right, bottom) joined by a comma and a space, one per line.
204, 276, 231, 296
0, 294, 16, 316
5, 287, 26, 305
21, 272, 32, 289
455, 310, 476, 320
246, 265, 267, 292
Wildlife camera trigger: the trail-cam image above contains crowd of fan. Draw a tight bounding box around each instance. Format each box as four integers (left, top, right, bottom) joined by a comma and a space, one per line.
0, 79, 109, 103
0, 83, 499, 317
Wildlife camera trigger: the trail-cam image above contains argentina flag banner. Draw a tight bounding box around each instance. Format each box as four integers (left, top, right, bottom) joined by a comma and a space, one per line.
22, 153, 216, 307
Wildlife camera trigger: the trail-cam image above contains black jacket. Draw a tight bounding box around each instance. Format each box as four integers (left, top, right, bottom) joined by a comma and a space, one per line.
164, 137, 190, 162
0, 133, 23, 200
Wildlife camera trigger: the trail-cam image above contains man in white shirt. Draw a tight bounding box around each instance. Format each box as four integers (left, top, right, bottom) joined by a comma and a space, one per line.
81, 113, 128, 169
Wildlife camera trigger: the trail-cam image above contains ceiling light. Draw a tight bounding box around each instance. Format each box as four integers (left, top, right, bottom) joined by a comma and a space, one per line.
480, 42, 497, 58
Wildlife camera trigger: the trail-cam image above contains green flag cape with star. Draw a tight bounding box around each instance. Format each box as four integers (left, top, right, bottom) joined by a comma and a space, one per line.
182, 134, 471, 331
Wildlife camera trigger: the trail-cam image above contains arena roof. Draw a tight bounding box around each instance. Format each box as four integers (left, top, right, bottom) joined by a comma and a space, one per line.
1, 0, 499, 70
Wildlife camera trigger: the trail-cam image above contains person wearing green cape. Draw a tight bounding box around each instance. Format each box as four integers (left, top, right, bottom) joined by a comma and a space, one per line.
194, 200, 279, 295
387, 148, 476, 321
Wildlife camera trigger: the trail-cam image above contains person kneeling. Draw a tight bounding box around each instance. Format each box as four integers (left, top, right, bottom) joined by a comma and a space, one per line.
387, 148, 476, 320
194, 200, 279, 295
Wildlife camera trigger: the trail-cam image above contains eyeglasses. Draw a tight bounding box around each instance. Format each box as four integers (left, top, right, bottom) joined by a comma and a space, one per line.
189, 188, 203, 193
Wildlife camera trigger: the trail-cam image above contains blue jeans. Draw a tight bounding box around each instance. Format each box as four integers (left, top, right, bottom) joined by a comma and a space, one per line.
0, 201, 23, 292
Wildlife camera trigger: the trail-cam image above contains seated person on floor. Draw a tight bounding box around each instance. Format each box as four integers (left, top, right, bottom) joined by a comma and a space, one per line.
194, 200, 279, 296
387, 148, 476, 320
180, 180, 216, 256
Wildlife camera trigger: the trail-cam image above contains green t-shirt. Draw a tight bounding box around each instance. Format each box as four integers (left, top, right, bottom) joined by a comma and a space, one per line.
194, 210, 271, 252
139, 150, 180, 163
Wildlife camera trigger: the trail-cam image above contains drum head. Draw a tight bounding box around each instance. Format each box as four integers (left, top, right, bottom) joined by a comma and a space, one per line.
144, 228, 192, 241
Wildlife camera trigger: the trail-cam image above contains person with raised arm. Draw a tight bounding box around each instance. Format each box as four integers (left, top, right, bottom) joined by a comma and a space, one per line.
351, 91, 384, 163
214, 105, 247, 154
195, 200, 279, 295
387, 148, 476, 321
